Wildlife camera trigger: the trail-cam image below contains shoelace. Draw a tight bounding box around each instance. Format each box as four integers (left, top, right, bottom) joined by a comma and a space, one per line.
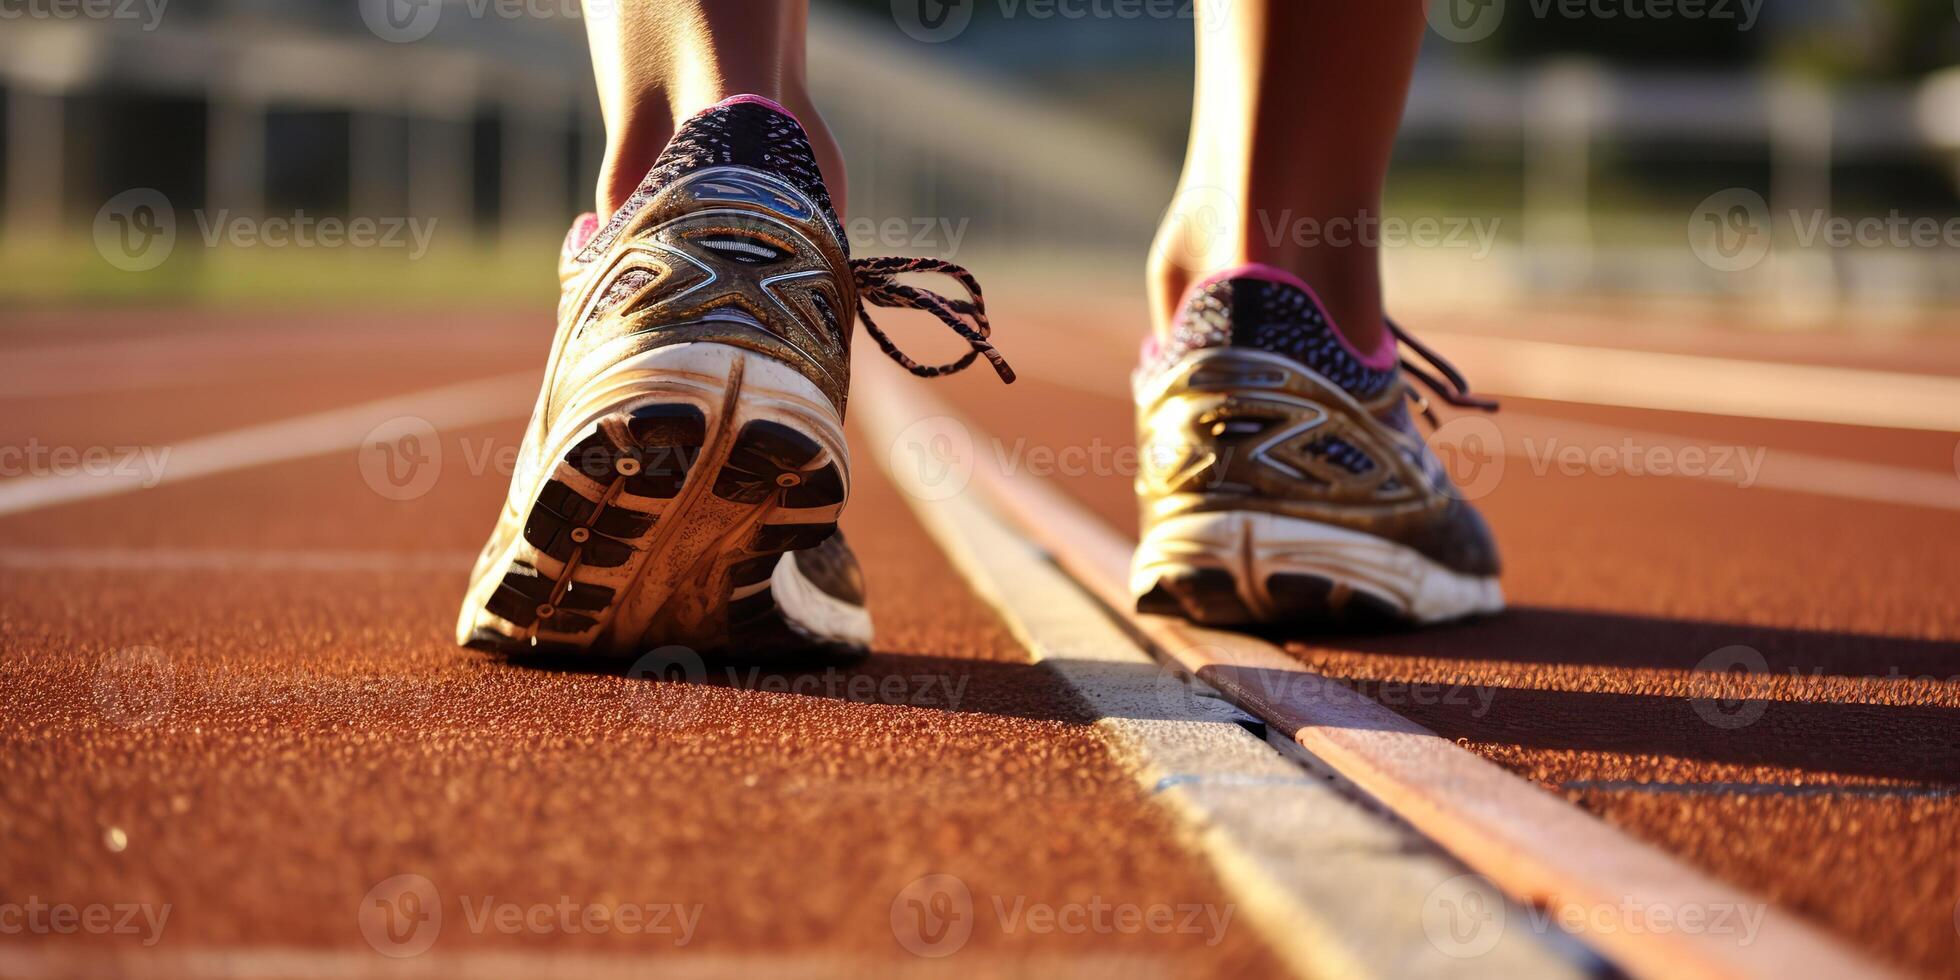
1387, 318, 1498, 426
852, 256, 1016, 384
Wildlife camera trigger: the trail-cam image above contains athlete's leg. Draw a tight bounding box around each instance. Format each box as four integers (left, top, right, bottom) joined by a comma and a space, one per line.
1132, 2, 1501, 628
584, 0, 846, 218
1149, 0, 1426, 354
460, 0, 1008, 656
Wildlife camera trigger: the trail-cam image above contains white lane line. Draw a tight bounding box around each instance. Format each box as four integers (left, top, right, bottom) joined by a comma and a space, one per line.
1423, 332, 1960, 433
860, 367, 1900, 980
1561, 781, 1960, 800
0, 547, 476, 572
0, 325, 535, 400
0, 333, 328, 400
0, 947, 1154, 979
1441, 411, 1960, 512
0, 370, 538, 518
858, 373, 1590, 980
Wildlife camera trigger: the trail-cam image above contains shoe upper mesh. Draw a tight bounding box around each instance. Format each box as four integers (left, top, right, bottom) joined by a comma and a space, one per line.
1154, 278, 1400, 402
576, 101, 845, 266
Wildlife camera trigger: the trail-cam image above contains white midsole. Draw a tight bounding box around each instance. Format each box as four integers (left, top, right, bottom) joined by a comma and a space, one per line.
1133, 510, 1502, 623
770, 548, 874, 648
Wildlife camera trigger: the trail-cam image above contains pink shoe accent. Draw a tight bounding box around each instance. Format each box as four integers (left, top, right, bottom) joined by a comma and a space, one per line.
714, 94, 801, 126
1175, 263, 1399, 370
563, 212, 599, 256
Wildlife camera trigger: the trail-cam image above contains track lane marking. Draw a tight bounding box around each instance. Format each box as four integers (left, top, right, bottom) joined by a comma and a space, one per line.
1420, 332, 1960, 433
858, 365, 1900, 980
0, 324, 538, 400
0, 547, 477, 572
1440, 411, 1960, 512
0, 370, 538, 518
856, 380, 1589, 979
1276, 658, 1959, 710
1560, 781, 1959, 800
0, 947, 1164, 979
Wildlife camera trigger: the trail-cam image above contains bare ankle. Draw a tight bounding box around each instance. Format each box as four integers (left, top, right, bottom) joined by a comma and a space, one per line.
1146, 207, 1388, 355
594, 90, 846, 221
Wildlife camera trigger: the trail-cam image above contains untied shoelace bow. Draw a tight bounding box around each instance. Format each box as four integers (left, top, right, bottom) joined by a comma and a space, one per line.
1387, 318, 1498, 426
850, 256, 1015, 384
844, 260, 1485, 418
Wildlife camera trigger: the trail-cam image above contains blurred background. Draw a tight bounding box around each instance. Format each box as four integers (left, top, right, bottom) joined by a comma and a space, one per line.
2, 0, 1958, 325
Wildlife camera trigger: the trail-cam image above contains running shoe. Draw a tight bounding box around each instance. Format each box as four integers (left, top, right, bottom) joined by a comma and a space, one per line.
1131, 265, 1502, 626
457, 95, 1010, 658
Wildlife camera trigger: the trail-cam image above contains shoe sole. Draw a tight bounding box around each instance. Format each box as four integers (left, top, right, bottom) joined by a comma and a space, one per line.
1132, 511, 1502, 628
457, 342, 852, 656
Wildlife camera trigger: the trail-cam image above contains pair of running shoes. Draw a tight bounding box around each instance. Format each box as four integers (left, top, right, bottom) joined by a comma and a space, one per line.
456, 95, 1503, 658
